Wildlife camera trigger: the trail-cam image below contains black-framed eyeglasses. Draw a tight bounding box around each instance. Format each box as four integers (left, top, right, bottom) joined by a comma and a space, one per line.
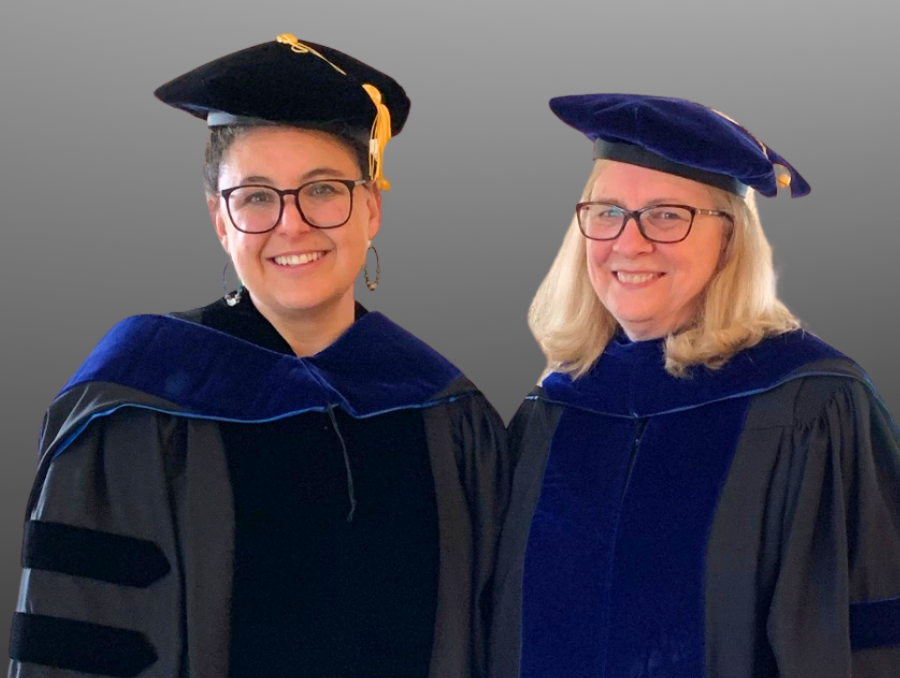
575, 202, 734, 243
220, 179, 369, 234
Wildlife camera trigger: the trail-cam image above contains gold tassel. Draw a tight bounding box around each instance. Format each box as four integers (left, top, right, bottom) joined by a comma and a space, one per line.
275, 35, 393, 190
275, 34, 347, 75
774, 163, 792, 188
362, 84, 392, 191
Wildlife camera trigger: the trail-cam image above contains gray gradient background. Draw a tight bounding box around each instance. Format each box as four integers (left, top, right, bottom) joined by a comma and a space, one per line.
2, 0, 898, 649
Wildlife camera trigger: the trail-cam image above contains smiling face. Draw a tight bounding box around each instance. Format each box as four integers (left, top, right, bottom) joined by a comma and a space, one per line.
210, 127, 379, 324
586, 162, 730, 341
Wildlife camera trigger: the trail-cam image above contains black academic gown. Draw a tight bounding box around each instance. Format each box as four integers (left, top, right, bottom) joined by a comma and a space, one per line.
492, 330, 900, 678
9, 298, 508, 678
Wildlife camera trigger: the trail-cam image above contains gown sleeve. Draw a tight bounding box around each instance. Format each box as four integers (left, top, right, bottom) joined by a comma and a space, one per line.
9, 408, 186, 678
489, 392, 564, 678
458, 392, 511, 678
766, 375, 900, 677
422, 387, 511, 678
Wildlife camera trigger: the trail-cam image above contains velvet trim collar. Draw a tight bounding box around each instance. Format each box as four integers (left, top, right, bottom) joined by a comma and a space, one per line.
60, 312, 464, 420
541, 330, 860, 418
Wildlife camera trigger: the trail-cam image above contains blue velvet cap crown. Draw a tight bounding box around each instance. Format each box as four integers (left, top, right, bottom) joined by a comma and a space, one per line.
549, 94, 810, 198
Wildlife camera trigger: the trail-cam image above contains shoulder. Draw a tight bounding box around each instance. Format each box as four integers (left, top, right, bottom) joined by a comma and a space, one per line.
60, 311, 249, 406
58, 312, 198, 405
422, 375, 506, 437
167, 297, 225, 324
510, 387, 564, 431
506, 388, 567, 466
742, 373, 871, 430
741, 332, 890, 433
347, 311, 462, 376
71, 307, 232, 370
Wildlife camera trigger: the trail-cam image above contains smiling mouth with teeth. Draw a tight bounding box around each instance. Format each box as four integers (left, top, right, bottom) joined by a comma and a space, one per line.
616, 271, 662, 284
273, 251, 328, 266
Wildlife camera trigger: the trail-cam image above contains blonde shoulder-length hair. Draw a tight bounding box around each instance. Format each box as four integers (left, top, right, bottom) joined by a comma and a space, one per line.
528, 160, 800, 380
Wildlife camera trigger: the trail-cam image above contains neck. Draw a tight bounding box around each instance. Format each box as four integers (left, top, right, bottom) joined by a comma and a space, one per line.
619, 323, 668, 342
249, 289, 357, 357
619, 304, 700, 342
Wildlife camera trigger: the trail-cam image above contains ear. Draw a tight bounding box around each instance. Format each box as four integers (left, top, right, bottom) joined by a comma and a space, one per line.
714, 223, 734, 273
208, 195, 231, 255
364, 184, 382, 241
720, 217, 735, 252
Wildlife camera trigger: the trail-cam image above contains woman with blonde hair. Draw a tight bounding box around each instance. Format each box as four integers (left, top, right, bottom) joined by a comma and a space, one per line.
492, 94, 900, 678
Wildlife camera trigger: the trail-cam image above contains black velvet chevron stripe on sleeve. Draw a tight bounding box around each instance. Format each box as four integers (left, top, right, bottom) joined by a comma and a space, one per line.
9, 613, 158, 677
22, 520, 171, 588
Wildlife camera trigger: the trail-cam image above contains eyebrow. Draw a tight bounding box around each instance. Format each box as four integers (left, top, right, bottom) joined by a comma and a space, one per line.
590, 196, 691, 207
237, 167, 352, 186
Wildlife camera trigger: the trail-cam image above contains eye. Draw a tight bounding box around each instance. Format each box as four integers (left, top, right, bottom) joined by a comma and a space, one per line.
229, 187, 278, 209
599, 205, 625, 219
645, 206, 692, 229
245, 190, 276, 205
312, 182, 337, 196
302, 181, 346, 199
658, 210, 684, 221
581, 204, 625, 225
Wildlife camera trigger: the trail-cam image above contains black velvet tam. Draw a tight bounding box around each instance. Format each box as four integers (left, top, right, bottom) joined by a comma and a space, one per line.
550, 93, 810, 198
154, 35, 409, 136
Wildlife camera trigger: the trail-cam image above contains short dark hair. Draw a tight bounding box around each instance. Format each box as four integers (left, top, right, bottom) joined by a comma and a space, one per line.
203, 121, 369, 197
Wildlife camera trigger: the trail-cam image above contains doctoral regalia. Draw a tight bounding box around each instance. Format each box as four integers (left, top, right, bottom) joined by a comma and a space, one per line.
10, 298, 508, 678
492, 330, 900, 678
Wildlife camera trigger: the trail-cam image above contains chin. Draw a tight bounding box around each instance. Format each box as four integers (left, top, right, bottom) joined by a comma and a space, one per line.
263, 284, 352, 316
610, 305, 659, 326
270, 295, 337, 316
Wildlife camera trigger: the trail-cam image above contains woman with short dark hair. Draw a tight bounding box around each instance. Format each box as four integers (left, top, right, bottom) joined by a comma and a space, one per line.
9, 35, 508, 678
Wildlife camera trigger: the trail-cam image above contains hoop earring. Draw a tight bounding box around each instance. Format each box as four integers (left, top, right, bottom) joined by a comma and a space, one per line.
363, 244, 380, 291
223, 261, 244, 306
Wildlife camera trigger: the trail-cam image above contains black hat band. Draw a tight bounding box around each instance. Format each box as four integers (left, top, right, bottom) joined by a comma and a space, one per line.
593, 139, 749, 197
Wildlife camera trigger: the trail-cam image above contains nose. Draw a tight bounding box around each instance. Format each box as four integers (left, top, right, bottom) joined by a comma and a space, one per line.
612, 215, 654, 255
275, 193, 314, 233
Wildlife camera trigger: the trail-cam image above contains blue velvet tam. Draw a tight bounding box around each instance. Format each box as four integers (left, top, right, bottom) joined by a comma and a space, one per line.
154, 34, 408, 188
549, 93, 810, 198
